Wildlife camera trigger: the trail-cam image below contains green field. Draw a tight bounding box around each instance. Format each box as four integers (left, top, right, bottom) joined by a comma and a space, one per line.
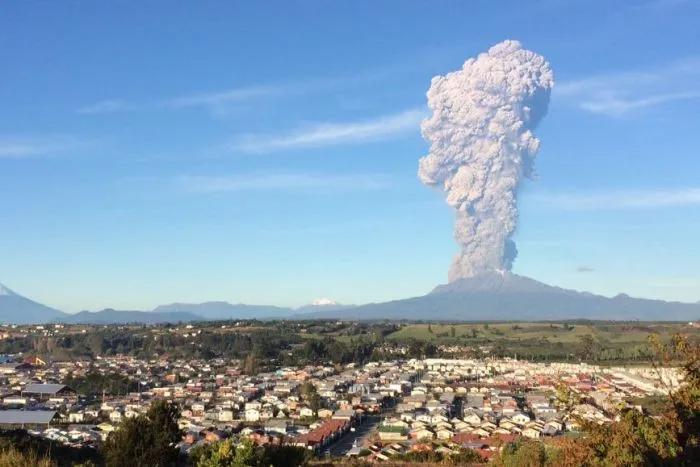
387, 322, 697, 344
384, 322, 699, 362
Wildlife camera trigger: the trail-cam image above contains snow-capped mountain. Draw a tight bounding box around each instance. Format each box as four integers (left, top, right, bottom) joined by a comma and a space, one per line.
310, 298, 338, 306
295, 298, 354, 314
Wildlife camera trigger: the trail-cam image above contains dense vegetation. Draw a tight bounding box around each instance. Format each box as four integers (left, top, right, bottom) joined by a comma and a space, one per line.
191, 438, 310, 467
0, 429, 100, 466
4, 320, 695, 367
389, 447, 484, 464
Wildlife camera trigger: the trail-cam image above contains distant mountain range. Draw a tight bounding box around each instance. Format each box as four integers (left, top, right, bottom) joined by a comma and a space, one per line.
300, 272, 700, 322
152, 302, 290, 320
55, 309, 204, 325
0, 275, 698, 324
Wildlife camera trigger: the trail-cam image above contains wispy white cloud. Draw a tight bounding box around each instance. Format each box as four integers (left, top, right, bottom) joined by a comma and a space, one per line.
578, 91, 700, 115
0, 135, 91, 158
557, 57, 700, 116
77, 99, 135, 115
531, 187, 700, 210
233, 109, 424, 153
175, 172, 394, 193
80, 67, 396, 116
165, 85, 285, 109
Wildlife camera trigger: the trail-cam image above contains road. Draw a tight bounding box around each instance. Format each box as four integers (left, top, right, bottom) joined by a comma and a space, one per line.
326, 415, 382, 457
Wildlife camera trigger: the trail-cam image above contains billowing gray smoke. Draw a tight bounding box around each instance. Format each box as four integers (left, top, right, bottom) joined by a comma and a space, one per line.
419, 40, 554, 281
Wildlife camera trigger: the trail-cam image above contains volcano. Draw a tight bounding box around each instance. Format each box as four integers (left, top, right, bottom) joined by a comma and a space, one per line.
0, 283, 66, 324
299, 272, 700, 321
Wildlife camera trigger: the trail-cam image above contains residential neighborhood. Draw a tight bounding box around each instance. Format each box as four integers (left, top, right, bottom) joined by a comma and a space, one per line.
0, 338, 684, 463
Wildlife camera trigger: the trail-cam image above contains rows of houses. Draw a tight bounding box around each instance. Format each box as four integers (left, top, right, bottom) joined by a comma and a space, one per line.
0, 349, 683, 461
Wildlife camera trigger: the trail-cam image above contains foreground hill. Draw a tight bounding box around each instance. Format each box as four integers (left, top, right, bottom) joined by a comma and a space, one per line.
300, 272, 700, 321
0, 284, 66, 324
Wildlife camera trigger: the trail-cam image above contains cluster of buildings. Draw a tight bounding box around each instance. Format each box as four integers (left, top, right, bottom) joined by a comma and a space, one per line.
0, 351, 683, 461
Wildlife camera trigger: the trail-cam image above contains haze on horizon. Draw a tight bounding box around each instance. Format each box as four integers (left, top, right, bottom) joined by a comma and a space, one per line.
1, 1, 700, 312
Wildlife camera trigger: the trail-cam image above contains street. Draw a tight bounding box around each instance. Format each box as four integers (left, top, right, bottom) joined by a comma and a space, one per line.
326, 415, 382, 457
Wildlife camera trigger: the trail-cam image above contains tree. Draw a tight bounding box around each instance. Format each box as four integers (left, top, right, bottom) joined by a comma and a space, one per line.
300, 381, 322, 416
232, 438, 258, 467
407, 338, 424, 358
554, 333, 700, 466
196, 438, 309, 467
576, 334, 598, 361
428, 323, 433, 333
243, 353, 257, 375
451, 326, 456, 338
424, 342, 438, 358
102, 400, 182, 467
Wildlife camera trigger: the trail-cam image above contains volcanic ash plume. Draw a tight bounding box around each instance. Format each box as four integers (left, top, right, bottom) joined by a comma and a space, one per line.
419, 40, 554, 281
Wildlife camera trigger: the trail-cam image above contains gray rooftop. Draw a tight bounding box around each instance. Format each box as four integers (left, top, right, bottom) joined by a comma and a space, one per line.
0, 410, 57, 424
22, 384, 69, 395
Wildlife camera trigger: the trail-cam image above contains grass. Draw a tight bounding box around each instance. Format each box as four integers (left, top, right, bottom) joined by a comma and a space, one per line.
387, 322, 695, 344
298, 333, 356, 343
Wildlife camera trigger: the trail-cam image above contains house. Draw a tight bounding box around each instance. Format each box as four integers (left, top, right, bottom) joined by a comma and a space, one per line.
453, 420, 471, 431
0, 410, 57, 429
436, 428, 454, 440
544, 420, 563, 433
23, 356, 47, 367
318, 408, 333, 419
21, 383, 73, 400
109, 411, 123, 423
3, 396, 27, 406
332, 409, 356, 421
411, 428, 434, 440
523, 427, 541, 439
512, 412, 531, 425
463, 411, 482, 425
377, 425, 408, 441
245, 409, 261, 422
499, 420, 517, 430
299, 407, 315, 418
384, 419, 409, 429
68, 412, 85, 423
218, 410, 234, 422
265, 419, 291, 435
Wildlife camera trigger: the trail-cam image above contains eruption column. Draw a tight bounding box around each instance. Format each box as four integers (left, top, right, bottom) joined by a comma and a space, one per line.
418, 40, 554, 281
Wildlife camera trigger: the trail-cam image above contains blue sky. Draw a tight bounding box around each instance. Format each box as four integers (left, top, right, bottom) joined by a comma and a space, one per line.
1, 0, 700, 312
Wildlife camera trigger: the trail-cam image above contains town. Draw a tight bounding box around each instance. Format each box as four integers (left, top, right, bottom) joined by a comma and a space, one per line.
0, 320, 692, 465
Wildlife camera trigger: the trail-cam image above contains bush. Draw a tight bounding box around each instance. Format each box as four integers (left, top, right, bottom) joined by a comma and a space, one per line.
102, 400, 182, 467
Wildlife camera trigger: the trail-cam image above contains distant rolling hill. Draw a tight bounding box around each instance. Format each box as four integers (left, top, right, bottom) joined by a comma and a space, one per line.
152, 302, 292, 320
56, 309, 204, 325
0, 283, 67, 324
299, 272, 700, 322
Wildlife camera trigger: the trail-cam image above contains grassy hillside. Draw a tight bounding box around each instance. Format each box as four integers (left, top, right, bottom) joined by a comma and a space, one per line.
387, 322, 695, 344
